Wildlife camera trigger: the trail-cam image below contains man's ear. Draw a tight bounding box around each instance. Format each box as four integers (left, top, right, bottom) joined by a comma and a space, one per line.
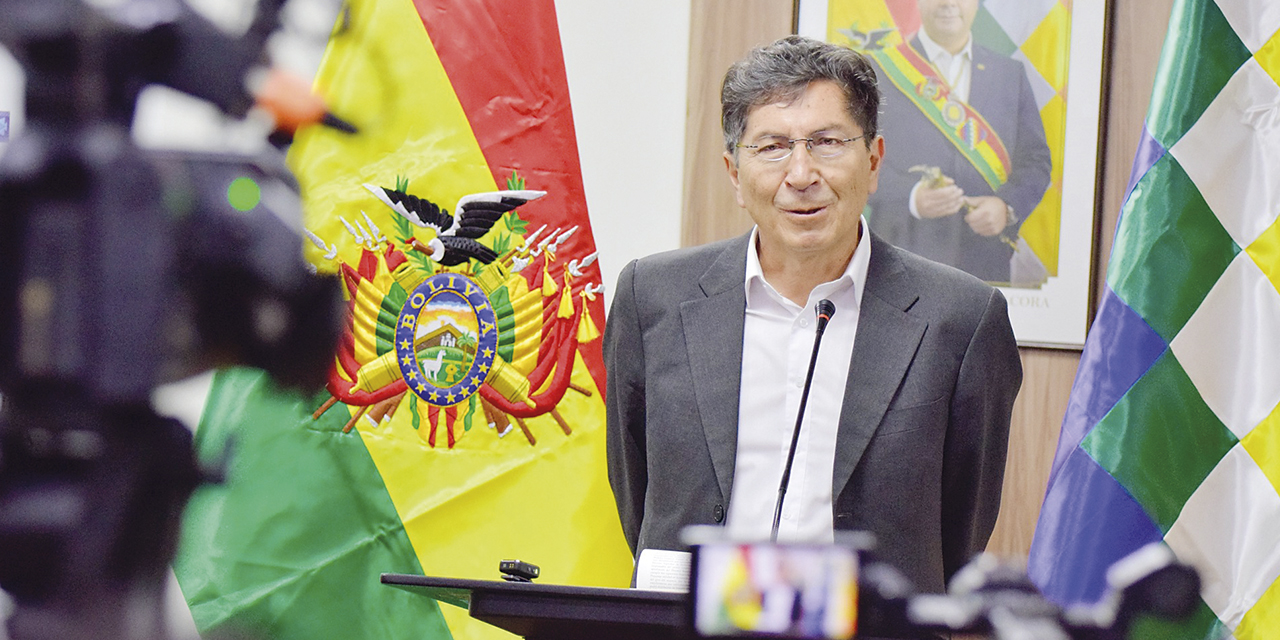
724, 151, 745, 208
867, 136, 885, 194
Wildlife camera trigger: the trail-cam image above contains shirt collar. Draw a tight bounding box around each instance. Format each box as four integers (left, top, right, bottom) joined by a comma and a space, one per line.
743, 218, 871, 312
917, 26, 972, 66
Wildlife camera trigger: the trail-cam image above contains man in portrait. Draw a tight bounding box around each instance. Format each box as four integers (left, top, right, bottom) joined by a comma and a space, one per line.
865, 0, 1052, 284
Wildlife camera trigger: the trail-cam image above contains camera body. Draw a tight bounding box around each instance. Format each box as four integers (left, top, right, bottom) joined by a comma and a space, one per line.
0, 2, 342, 638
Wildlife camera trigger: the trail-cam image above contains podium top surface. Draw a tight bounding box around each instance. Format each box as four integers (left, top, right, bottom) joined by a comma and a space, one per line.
380, 573, 683, 607
380, 573, 690, 640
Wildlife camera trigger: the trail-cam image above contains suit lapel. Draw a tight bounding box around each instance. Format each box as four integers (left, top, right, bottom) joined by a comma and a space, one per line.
681, 234, 750, 503
832, 235, 928, 497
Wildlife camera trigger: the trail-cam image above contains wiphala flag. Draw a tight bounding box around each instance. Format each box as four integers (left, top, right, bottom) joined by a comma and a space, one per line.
1029, 1, 1280, 638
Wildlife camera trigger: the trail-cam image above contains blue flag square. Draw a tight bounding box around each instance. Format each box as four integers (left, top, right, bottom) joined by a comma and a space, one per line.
0, 111, 9, 142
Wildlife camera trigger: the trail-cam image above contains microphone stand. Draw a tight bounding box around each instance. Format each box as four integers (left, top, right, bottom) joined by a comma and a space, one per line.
771, 299, 836, 541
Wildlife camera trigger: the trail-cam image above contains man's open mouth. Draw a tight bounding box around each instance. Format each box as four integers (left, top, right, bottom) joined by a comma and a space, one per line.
786, 206, 826, 216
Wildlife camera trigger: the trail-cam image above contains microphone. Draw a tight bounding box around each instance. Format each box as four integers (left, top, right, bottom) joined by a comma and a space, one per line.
815, 299, 836, 332
771, 299, 836, 541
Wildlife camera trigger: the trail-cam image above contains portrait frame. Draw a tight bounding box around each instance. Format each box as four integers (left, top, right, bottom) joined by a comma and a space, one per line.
796, 0, 1108, 348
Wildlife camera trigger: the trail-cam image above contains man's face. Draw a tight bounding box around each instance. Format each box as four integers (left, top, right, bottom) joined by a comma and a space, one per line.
918, 0, 979, 44
724, 80, 882, 266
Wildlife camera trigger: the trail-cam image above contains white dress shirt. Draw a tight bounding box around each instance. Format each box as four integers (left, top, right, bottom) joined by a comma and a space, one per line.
725, 221, 870, 542
917, 27, 973, 103
909, 28, 975, 219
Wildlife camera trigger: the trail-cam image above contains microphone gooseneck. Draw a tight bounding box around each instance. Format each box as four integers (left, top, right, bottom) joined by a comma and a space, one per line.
771, 299, 837, 542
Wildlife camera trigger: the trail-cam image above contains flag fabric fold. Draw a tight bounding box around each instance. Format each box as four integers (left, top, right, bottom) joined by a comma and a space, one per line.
174, 1, 633, 638
1029, 1, 1280, 638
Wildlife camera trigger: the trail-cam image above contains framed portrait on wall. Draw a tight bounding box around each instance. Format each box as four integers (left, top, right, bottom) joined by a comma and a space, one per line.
797, 0, 1108, 348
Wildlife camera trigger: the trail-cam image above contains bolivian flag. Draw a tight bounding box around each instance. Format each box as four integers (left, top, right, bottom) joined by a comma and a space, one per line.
173, 1, 634, 639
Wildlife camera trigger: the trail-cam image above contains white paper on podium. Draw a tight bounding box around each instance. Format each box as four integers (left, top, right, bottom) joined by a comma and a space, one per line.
635, 549, 691, 593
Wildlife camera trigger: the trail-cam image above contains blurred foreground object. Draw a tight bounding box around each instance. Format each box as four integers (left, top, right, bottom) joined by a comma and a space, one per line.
0, 1, 344, 638
684, 525, 1201, 640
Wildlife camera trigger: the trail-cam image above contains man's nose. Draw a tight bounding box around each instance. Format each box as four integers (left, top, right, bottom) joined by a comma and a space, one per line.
783, 143, 819, 188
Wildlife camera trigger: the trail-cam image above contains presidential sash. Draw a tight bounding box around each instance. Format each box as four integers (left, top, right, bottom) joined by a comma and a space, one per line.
867, 42, 1012, 190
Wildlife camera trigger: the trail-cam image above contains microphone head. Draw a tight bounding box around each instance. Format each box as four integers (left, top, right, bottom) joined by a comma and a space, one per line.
815, 299, 836, 330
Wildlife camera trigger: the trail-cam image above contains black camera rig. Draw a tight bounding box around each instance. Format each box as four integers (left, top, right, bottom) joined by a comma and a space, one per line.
0, 2, 345, 638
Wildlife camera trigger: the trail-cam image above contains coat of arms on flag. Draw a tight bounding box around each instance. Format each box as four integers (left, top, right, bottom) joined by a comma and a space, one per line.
173, 1, 633, 639
307, 177, 602, 450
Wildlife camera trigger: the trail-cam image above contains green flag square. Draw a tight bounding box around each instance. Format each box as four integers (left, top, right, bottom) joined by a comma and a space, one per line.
1082, 351, 1238, 533
1127, 597, 1231, 640
1109, 153, 1240, 342
1145, 0, 1251, 150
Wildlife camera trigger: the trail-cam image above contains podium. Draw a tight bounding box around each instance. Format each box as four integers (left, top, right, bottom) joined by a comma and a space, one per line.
380, 573, 693, 640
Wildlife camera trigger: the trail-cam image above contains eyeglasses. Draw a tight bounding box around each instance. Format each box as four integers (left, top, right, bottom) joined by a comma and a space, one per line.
736, 134, 871, 162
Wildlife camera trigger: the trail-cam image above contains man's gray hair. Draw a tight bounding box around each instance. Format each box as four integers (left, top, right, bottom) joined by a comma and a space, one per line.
721, 35, 880, 157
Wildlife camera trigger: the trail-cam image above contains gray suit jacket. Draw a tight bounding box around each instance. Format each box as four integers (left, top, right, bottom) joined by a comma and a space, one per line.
603, 231, 1021, 594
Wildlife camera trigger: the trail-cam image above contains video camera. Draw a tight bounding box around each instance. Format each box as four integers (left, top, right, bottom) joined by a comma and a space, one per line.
0, 1, 345, 638
685, 528, 1201, 640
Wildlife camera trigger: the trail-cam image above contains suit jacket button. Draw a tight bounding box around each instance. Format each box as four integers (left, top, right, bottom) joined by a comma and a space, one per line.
713, 505, 725, 523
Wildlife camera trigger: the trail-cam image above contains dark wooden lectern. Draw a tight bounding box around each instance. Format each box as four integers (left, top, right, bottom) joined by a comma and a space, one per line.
380, 573, 694, 640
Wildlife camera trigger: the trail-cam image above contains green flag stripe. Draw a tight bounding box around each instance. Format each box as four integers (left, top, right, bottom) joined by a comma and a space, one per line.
175, 369, 453, 640
376, 284, 409, 355
1081, 351, 1238, 533
1108, 154, 1240, 342
489, 286, 517, 363
1145, 0, 1251, 149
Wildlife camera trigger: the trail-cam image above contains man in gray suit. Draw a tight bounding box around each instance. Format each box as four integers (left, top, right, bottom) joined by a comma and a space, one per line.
604, 35, 1021, 595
